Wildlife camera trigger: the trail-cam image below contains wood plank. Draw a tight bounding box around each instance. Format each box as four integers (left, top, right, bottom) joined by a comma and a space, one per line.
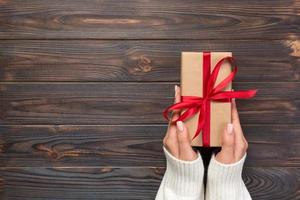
0, 125, 299, 167
0, 0, 299, 39
0, 40, 299, 82
0, 167, 299, 200
0, 82, 299, 125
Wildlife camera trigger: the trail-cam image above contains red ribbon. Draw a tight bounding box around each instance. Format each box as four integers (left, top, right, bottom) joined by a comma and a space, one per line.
163, 52, 257, 147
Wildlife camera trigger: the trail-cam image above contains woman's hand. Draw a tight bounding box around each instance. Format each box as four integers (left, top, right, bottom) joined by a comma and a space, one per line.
163, 85, 198, 161
215, 98, 249, 164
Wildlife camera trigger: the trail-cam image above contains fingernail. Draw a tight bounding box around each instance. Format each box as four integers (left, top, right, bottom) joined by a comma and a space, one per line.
227, 123, 233, 134
176, 121, 184, 132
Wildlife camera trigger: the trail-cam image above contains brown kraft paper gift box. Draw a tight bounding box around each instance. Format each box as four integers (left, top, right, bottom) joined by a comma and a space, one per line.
181, 52, 232, 147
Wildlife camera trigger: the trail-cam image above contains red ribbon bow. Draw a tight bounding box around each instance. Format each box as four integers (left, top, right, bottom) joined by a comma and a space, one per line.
163, 52, 257, 147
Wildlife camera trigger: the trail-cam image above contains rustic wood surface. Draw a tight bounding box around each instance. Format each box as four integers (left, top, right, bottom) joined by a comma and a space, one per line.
0, 167, 299, 200
0, 40, 299, 82
0, 0, 299, 199
0, 125, 300, 168
0, 0, 299, 39
1, 83, 299, 125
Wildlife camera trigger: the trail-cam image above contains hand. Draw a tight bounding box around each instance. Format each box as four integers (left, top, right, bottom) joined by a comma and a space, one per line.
215, 98, 249, 164
163, 85, 198, 161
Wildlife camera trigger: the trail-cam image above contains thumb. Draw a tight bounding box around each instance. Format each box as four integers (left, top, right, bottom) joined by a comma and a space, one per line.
176, 121, 197, 161
216, 123, 235, 164
222, 123, 235, 148
177, 121, 191, 146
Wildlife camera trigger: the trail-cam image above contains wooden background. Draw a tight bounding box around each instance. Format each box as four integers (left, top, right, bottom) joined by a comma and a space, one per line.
0, 0, 300, 199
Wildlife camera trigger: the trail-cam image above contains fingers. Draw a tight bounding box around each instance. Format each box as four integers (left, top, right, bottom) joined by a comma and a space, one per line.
176, 121, 198, 161
216, 98, 249, 164
163, 134, 179, 158
163, 85, 198, 161
170, 85, 181, 122
232, 98, 245, 139
216, 122, 248, 164
222, 123, 235, 149
231, 98, 248, 159
163, 85, 182, 158
163, 120, 197, 161
232, 98, 243, 134
165, 85, 180, 140
215, 97, 250, 164
231, 98, 240, 125
215, 123, 235, 164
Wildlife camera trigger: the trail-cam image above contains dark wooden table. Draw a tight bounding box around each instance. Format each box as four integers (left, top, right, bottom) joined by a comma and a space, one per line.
0, 0, 299, 199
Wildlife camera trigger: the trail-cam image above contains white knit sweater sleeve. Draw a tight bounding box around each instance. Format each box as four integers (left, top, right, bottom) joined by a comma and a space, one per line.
206, 153, 252, 200
155, 146, 205, 200
156, 147, 252, 200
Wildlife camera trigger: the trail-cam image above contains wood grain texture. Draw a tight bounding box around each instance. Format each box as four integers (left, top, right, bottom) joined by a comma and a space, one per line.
0, 167, 299, 200
0, 40, 299, 82
0, 125, 300, 168
0, 82, 299, 125
0, 0, 299, 198
0, 0, 299, 39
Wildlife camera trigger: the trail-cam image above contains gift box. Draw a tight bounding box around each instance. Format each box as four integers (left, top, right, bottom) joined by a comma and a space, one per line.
181, 52, 232, 147
163, 51, 257, 147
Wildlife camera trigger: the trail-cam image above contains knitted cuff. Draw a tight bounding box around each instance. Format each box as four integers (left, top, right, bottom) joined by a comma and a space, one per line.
208, 153, 246, 182
206, 153, 249, 200
162, 146, 204, 197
